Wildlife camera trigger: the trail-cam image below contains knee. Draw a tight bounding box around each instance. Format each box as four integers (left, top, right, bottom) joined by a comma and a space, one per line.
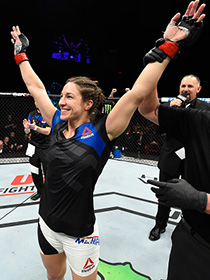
47, 273, 65, 280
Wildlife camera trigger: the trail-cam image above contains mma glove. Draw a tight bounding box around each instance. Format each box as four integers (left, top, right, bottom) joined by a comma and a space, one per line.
148, 178, 207, 213
143, 15, 204, 66
14, 33, 29, 65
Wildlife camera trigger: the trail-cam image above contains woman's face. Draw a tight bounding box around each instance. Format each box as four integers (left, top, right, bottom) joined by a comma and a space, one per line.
59, 82, 86, 121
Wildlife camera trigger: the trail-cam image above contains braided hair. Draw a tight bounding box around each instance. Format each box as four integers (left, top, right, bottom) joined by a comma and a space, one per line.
65, 76, 105, 121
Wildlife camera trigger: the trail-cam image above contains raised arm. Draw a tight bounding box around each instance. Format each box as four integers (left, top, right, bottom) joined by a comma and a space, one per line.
106, 59, 169, 140
138, 0, 206, 123
106, 0, 206, 140
11, 26, 57, 126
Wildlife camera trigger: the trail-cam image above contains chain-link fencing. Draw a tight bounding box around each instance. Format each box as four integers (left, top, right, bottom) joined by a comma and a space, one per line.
0, 93, 35, 163
3, 93, 210, 166
102, 98, 163, 166
0, 93, 167, 166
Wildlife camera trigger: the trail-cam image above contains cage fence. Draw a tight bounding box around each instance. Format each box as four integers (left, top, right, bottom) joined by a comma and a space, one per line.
102, 99, 164, 166
0, 93, 166, 166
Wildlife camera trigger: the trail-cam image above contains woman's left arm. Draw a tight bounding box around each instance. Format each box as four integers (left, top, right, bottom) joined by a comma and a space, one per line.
106, 59, 169, 141
106, 0, 206, 141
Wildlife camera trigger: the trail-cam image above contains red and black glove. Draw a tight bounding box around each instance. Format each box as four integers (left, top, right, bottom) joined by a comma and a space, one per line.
14, 33, 29, 65
143, 39, 179, 66
143, 15, 204, 66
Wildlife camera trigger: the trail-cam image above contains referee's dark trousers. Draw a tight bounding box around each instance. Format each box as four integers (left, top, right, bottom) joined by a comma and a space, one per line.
167, 219, 210, 280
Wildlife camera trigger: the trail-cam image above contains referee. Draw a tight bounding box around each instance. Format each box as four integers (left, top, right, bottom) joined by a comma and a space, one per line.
149, 75, 210, 241
138, 2, 210, 278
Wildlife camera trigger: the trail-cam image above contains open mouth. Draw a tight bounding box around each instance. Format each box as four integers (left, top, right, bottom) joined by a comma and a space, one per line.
60, 109, 71, 117
61, 108, 70, 113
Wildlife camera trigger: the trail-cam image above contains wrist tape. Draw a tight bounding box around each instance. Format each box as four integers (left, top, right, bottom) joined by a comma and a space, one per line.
14, 53, 29, 65
158, 40, 179, 59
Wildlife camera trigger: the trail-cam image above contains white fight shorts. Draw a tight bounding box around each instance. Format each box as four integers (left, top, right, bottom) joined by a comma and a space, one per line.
38, 216, 100, 276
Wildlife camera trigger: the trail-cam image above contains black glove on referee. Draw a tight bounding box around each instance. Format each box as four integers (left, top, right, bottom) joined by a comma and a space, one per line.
148, 178, 207, 213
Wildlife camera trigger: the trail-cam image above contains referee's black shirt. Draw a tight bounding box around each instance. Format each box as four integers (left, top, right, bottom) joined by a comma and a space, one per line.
159, 104, 210, 243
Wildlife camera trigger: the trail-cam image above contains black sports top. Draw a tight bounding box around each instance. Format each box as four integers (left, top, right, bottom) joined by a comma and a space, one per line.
39, 110, 115, 237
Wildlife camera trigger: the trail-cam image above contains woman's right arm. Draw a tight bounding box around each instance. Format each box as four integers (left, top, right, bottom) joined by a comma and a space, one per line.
19, 61, 56, 126
11, 26, 57, 126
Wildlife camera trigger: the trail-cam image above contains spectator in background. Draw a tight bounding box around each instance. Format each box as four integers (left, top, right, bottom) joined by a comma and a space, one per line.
22, 133, 30, 153
3, 136, 13, 153
102, 88, 117, 115
109, 88, 117, 98
0, 140, 4, 155
4, 114, 17, 135
138, 130, 147, 155
125, 87, 130, 93
9, 131, 18, 152
23, 101, 51, 201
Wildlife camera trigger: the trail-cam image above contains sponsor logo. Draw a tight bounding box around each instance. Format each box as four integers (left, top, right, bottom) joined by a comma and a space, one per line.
82, 258, 95, 273
0, 174, 37, 197
82, 127, 92, 136
75, 236, 100, 245
11, 175, 33, 185
0, 186, 36, 197
81, 127, 94, 139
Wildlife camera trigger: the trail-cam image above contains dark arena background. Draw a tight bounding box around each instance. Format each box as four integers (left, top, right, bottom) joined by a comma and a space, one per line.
1, 0, 210, 164
0, 1, 210, 280
0, 0, 209, 95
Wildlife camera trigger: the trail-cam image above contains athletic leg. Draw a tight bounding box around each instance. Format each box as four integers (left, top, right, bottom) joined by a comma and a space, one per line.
62, 223, 100, 280
38, 218, 67, 280
71, 267, 98, 280
41, 253, 67, 280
